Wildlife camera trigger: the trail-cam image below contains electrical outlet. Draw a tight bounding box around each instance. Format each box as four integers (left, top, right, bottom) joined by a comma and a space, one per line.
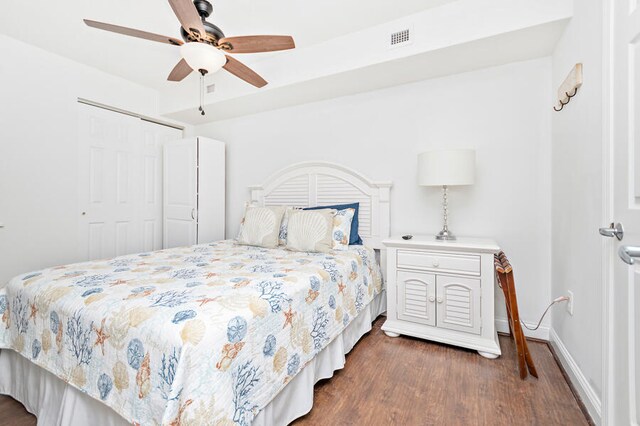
566, 290, 574, 316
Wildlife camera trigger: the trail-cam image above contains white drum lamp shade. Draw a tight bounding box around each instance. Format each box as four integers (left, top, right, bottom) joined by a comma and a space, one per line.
417, 149, 475, 240
418, 149, 475, 187
180, 42, 227, 74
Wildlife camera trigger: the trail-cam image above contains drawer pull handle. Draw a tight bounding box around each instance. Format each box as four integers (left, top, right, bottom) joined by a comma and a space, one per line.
432, 260, 440, 267
428, 295, 435, 303
437, 297, 444, 304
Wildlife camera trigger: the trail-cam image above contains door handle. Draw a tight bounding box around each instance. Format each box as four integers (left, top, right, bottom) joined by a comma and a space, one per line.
599, 222, 624, 240
191, 208, 196, 220
618, 245, 640, 265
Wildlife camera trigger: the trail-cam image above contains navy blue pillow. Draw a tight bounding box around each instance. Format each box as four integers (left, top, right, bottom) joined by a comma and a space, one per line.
303, 203, 363, 245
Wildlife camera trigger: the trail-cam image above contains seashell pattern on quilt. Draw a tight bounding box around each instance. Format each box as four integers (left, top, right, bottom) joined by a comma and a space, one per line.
0, 240, 382, 426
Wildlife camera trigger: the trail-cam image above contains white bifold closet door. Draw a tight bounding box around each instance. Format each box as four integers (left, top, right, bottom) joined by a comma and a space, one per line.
163, 137, 225, 249
163, 141, 198, 248
78, 104, 182, 261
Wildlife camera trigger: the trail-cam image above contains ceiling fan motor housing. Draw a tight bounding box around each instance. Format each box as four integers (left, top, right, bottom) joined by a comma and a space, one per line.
194, 0, 213, 17
180, 0, 225, 43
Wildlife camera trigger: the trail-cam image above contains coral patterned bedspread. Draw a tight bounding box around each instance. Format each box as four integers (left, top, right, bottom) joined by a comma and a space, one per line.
0, 240, 382, 425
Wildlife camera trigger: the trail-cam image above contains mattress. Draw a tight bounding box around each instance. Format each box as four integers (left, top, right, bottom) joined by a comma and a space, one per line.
0, 240, 383, 425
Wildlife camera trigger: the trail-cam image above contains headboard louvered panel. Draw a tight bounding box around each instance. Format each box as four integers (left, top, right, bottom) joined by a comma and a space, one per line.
249, 162, 392, 250
316, 174, 373, 237
262, 175, 310, 207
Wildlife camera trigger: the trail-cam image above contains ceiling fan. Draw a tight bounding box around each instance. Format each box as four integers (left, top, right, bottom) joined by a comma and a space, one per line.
84, 0, 295, 114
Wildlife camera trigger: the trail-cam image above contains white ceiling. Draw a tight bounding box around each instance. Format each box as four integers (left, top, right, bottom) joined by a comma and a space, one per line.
0, 0, 457, 90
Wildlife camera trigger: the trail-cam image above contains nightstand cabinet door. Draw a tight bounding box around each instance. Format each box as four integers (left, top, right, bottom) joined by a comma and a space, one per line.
436, 275, 481, 335
397, 271, 436, 326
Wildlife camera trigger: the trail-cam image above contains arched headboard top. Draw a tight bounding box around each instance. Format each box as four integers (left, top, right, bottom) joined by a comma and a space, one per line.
249, 161, 392, 249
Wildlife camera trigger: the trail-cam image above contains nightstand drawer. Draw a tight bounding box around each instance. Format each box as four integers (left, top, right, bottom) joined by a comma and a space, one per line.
397, 250, 480, 275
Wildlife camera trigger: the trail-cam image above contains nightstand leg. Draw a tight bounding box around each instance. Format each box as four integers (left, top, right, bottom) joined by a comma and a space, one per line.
477, 350, 499, 359
384, 331, 400, 337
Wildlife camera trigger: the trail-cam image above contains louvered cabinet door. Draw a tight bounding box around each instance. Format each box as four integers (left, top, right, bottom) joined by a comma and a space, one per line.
397, 271, 436, 326
436, 275, 481, 335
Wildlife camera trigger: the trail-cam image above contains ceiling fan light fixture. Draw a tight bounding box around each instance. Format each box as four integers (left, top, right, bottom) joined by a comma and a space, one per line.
180, 42, 226, 74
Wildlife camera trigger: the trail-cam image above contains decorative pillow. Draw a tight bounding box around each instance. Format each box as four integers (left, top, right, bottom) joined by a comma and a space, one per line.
237, 205, 286, 248
286, 209, 336, 253
278, 206, 300, 246
236, 202, 256, 238
304, 202, 362, 245
331, 208, 355, 250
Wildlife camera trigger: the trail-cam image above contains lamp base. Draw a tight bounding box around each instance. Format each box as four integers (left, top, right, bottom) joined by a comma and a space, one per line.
435, 229, 456, 241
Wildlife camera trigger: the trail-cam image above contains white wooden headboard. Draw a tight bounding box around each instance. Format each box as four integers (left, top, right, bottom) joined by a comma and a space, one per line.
249, 161, 392, 250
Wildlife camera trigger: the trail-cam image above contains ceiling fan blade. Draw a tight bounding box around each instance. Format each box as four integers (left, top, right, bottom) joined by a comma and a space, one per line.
84, 19, 183, 46
167, 59, 193, 82
168, 0, 206, 39
223, 55, 267, 88
218, 35, 295, 54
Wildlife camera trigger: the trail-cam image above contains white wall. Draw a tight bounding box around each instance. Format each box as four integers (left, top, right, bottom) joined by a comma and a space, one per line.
194, 57, 553, 330
549, 0, 603, 421
0, 34, 178, 285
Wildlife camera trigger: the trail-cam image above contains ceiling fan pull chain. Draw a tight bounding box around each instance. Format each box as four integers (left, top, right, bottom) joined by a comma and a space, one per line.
199, 72, 206, 116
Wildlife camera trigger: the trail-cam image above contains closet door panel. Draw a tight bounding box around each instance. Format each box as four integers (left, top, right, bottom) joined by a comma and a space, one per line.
142, 122, 181, 251
79, 104, 180, 260
197, 138, 226, 243
163, 139, 198, 248
79, 105, 140, 260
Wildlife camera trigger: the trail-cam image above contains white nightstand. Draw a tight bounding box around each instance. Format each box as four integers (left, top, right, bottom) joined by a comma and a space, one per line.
382, 235, 502, 358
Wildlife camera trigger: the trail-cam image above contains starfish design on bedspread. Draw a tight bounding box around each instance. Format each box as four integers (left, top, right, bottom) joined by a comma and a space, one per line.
283, 305, 295, 328
29, 302, 38, 322
337, 281, 346, 294
93, 319, 110, 355
195, 296, 218, 307
169, 399, 193, 426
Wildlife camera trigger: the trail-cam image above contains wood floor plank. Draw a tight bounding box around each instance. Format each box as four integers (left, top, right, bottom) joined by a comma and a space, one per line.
0, 318, 589, 425
293, 318, 588, 426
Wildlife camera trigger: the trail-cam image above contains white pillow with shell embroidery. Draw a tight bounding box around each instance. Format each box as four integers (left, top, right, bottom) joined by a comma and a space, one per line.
286, 209, 337, 253
278, 206, 300, 246
237, 205, 286, 248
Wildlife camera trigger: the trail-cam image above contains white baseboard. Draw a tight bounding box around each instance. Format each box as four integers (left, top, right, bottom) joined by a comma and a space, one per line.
549, 328, 601, 425
494, 317, 550, 340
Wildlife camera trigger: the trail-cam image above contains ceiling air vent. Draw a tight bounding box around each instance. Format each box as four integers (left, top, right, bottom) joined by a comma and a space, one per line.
389, 28, 411, 48
207, 83, 216, 94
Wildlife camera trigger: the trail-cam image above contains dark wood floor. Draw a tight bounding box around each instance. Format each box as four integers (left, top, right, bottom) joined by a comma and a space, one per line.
0, 318, 589, 426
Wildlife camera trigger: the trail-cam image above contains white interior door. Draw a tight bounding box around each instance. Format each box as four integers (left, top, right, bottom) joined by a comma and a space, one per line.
141, 121, 182, 252
163, 139, 198, 248
78, 104, 142, 260
79, 104, 181, 260
608, 1, 640, 424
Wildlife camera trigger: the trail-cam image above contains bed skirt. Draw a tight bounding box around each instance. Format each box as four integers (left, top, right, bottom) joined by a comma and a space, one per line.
0, 291, 386, 426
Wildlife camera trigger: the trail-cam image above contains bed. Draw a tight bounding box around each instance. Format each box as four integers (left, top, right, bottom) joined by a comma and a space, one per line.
0, 161, 392, 426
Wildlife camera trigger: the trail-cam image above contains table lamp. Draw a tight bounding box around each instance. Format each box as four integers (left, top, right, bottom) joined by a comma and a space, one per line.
418, 149, 475, 240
